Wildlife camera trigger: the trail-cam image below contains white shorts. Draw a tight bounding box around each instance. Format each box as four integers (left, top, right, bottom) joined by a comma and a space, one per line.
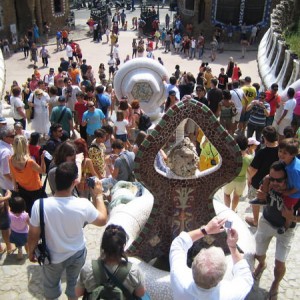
255, 216, 295, 262
175, 42, 180, 49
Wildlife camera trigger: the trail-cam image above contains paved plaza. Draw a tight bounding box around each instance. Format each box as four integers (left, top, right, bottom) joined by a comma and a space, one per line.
0, 7, 299, 300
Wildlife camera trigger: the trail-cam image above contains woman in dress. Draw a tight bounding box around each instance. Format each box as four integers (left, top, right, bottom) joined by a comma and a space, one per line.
9, 135, 46, 216
98, 63, 106, 85
74, 138, 98, 198
75, 224, 146, 298
28, 89, 50, 138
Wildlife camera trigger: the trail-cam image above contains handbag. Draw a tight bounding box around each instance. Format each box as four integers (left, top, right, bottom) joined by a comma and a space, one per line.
35, 198, 51, 265
30, 95, 35, 119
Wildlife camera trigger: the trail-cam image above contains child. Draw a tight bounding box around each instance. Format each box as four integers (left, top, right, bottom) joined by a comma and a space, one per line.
223, 135, 253, 211
247, 137, 260, 158
9, 196, 29, 259
0, 190, 15, 255
114, 110, 131, 149
278, 138, 300, 230
29, 132, 41, 164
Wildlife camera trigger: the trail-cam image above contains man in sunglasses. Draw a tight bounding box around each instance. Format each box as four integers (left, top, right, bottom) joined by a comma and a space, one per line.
253, 161, 299, 299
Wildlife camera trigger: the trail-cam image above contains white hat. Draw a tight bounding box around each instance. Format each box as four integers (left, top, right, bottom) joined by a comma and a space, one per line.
248, 137, 260, 146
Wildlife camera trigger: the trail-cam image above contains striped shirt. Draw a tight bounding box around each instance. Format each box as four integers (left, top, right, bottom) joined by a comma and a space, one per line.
248, 100, 270, 127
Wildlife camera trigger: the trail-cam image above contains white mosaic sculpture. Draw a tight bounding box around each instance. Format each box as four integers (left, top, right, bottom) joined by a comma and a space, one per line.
113, 58, 168, 120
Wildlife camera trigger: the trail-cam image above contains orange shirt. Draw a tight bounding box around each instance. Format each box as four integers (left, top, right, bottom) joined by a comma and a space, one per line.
70, 68, 80, 85
9, 158, 42, 191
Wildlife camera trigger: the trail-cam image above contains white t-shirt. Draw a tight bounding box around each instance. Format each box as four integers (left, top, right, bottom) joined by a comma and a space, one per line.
30, 196, 99, 263
10, 96, 25, 119
0, 141, 14, 190
283, 98, 296, 120
230, 89, 244, 112
66, 44, 73, 58
115, 119, 129, 135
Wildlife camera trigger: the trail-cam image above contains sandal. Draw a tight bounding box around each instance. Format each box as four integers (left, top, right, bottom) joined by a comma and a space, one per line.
7, 247, 16, 255
245, 216, 257, 227
0, 247, 7, 255
253, 263, 267, 280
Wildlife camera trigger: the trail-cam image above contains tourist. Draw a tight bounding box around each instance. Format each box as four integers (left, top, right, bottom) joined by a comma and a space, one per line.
28, 88, 51, 138
246, 126, 279, 227
10, 86, 27, 129
30, 43, 38, 66
8, 196, 29, 260
88, 128, 107, 179
62, 77, 82, 113
28, 162, 107, 299
238, 76, 257, 133
82, 101, 106, 145
219, 89, 236, 134
74, 91, 87, 140
224, 135, 253, 211
74, 138, 98, 198
246, 91, 270, 142
9, 135, 46, 215
252, 161, 297, 299
230, 81, 244, 133
207, 78, 222, 116
39, 45, 49, 68
50, 95, 74, 138
170, 216, 253, 299
273, 87, 296, 141
75, 224, 146, 298
265, 83, 281, 126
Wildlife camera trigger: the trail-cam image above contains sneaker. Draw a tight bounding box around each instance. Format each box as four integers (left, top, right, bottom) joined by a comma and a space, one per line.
249, 198, 267, 205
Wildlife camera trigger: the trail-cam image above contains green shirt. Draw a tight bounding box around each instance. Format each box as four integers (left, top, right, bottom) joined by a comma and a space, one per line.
234, 154, 253, 182
50, 105, 72, 133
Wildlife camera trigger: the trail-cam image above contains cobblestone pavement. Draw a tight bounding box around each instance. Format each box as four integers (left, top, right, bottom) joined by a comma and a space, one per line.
1, 6, 299, 300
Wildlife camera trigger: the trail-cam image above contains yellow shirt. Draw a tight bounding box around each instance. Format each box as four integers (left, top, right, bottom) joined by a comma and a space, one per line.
242, 85, 257, 107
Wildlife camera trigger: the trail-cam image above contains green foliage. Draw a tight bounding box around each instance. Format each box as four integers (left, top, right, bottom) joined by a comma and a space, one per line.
284, 18, 300, 57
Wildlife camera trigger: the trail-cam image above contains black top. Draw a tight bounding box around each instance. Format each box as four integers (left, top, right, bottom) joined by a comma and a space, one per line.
194, 96, 208, 106
207, 88, 223, 114
250, 146, 279, 189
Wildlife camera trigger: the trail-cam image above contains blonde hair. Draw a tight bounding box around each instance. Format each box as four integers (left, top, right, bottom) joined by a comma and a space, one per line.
12, 135, 30, 163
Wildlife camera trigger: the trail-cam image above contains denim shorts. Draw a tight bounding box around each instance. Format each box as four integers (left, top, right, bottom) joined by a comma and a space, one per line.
10, 230, 28, 247
116, 134, 128, 142
43, 248, 87, 299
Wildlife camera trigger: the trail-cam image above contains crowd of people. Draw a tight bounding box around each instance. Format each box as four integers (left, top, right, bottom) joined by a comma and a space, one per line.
0, 6, 300, 300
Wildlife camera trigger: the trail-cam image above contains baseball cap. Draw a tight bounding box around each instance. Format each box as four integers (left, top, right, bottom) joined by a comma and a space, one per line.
245, 76, 251, 82
169, 90, 176, 96
0, 117, 7, 124
248, 137, 260, 146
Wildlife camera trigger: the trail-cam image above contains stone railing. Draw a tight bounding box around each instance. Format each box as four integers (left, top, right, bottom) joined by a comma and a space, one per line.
257, 0, 300, 97
0, 50, 6, 105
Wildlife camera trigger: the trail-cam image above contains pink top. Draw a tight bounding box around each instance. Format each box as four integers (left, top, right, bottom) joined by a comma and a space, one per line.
9, 211, 29, 233
293, 91, 300, 115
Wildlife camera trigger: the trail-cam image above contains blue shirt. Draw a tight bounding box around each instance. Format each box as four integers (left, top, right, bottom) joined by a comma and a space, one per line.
82, 109, 105, 135
286, 157, 300, 198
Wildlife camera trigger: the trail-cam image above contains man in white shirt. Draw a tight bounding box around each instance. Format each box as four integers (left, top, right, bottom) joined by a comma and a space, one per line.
170, 217, 253, 300
62, 77, 82, 113
162, 75, 180, 100
108, 54, 116, 80
28, 162, 107, 300
44, 68, 55, 88
230, 81, 244, 133
66, 42, 73, 63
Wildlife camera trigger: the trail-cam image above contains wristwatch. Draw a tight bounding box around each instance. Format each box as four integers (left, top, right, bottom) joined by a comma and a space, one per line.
200, 226, 208, 236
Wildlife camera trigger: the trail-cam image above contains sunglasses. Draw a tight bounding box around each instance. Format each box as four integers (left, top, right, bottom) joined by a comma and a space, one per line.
36, 93, 43, 96
269, 176, 286, 183
88, 105, 95, 108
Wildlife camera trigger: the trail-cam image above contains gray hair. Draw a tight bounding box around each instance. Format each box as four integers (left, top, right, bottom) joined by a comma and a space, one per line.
192, 246, 227, 289
0, 125, 14, 140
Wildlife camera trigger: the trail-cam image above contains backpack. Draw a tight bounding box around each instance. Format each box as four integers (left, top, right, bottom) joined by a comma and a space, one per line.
138, 112, 152, 131
84, 260, 133, 300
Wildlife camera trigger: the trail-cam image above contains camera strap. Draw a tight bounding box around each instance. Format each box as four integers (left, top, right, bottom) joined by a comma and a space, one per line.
39, 198, 47, 249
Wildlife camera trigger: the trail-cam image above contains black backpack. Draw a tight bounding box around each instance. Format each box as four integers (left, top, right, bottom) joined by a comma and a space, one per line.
138, 112, 152, 131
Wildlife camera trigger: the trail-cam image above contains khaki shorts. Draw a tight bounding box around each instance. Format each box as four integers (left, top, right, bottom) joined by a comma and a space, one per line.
224, 180, 246, 197
255, 216, 295, 262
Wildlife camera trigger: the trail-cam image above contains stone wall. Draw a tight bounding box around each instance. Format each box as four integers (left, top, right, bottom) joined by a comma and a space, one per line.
257, 0, 300, 96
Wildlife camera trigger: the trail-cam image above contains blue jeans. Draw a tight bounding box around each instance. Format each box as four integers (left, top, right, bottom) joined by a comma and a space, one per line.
199, 47, 204, 58
43, 248, 87, 299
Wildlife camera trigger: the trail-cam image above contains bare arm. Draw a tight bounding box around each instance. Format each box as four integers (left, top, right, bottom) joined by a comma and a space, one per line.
28, 225, 41, 262
31, 154, 46, 174
90, 180, 107, 226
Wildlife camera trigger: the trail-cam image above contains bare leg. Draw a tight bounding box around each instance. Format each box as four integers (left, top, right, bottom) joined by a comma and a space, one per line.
224, 193, 231, 208
269, 260, 286, 299
1, 229, 14, 251
253, 254, 267, 279
232, 192, 240, 211
252, 204, 260, 225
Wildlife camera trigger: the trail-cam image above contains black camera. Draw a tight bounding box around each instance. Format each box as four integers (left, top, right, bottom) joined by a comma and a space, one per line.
35, 243, 51, 265
86, 176, 97, 189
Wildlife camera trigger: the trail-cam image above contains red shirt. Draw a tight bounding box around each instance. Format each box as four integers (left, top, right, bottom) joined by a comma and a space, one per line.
265, 90, 281, 117
74, 101, 87, 123
29, 144, 41, 165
